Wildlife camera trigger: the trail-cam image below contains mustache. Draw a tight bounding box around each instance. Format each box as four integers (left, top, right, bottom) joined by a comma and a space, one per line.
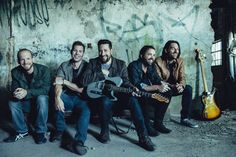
100, 55, 108, 57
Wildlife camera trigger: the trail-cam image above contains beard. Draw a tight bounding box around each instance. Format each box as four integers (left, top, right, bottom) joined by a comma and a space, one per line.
142, 58, 153, 67
167, 52, 179, 60
99, 55, 111, 63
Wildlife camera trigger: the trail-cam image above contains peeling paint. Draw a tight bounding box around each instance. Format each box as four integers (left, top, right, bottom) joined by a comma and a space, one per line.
84, 21, 97, 38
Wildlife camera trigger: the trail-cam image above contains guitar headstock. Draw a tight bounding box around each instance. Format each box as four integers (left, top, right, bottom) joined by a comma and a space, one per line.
151, 93, 169, 103
195, 49, 206, 63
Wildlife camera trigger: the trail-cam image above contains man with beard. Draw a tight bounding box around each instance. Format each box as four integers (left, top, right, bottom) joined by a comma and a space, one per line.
155, 40, 198, 128
50, 41, 90, 155
4, 49, 51, 144
128, 45, 172, 135
81, 39, 156, 151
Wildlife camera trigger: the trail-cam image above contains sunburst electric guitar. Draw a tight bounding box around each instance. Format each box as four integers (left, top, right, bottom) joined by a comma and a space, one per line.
87, 77, 169, 103
195, 49, 221, 120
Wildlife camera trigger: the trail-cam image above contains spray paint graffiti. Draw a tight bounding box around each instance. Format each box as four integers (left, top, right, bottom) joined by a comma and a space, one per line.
0, 0, 49, 28
100, 3, 201, 47
14, 0, 49, 28
0, 0, 11, 27
0, 52, 3, 63
54, 0, 72, 8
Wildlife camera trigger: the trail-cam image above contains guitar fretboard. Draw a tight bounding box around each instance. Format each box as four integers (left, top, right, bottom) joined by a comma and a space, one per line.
105, 84, 154, 98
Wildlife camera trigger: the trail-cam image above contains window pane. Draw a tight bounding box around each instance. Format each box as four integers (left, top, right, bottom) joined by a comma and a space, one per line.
211, 40, 222, 66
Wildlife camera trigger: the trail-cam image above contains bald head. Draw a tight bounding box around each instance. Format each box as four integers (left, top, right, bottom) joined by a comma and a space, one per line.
17, 49, 34, 73
17, 49, 33, 63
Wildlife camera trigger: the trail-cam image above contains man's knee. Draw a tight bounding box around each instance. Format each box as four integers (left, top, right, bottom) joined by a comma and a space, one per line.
9, 100, 21, 111
184, 85, 192, 94
80, 101, 90, 116
36, 95, 49, 110
101, 97, 113, 109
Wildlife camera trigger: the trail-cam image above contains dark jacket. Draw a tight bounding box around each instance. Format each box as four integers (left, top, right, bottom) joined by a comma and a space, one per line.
81, 57, 134, 88
155, 56, 186, 87
128, 59, 162, 90
11, 63, 51, 99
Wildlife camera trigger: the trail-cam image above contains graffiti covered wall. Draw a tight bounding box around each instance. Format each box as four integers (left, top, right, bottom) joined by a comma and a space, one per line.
0, 0, 214, 99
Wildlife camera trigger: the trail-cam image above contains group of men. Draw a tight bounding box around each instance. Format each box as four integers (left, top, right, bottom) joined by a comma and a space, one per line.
3, 39, 198, 155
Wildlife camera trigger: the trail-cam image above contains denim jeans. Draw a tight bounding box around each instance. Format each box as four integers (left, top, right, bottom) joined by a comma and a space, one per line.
9, 95, 49, 134
172, 85, 193, 119
55, 91, 90, 143
92, 95, 148, 137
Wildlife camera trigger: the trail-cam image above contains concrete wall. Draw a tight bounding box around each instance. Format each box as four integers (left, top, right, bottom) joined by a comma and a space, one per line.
0, 0, 214, 103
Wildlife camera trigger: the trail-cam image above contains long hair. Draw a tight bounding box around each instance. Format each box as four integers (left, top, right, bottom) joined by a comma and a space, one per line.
139, 45, 155, 60
161, 40, 181, 59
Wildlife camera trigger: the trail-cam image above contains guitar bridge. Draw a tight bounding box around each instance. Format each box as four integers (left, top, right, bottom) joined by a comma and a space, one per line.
97, 82, 105, 90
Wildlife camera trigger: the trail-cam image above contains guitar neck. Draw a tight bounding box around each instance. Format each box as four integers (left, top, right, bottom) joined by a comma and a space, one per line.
137, 90, 153, 98
107, 85, 152, 98
108, 85, 133, 94
199, 60, 209, 93
105, 84, 169, 103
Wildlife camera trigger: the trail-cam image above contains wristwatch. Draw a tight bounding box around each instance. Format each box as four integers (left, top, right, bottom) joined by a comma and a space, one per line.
140, 83, 148, 89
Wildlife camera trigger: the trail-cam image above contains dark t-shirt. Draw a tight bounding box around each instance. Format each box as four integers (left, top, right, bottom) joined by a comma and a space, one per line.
24, 72, 34, 84
167, 62, 177, 84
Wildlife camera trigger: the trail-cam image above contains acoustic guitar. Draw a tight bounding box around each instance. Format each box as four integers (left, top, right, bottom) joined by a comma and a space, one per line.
195, 49, 221, 120
87, 76, 169, 103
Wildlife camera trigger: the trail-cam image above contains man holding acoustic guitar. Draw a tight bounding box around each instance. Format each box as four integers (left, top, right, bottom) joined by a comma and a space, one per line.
81, 39, 156, 151
155, 40, 198, 128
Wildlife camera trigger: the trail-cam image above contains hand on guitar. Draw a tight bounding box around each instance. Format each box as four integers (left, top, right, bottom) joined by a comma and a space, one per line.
132, 87, 141, 97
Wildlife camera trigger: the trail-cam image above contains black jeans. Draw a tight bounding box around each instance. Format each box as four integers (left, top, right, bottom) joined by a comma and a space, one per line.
91, 95, 148, 137
172, 85, 193, 119
138, 90, 172, 126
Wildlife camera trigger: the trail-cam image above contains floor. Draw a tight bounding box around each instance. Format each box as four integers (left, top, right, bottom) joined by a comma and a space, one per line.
0, 111, 236, 157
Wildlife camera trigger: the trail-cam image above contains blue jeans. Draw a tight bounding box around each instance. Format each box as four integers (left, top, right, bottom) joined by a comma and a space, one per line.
55, 91, 90, 143
9, 95, 49, 134
93, 95, 148, 137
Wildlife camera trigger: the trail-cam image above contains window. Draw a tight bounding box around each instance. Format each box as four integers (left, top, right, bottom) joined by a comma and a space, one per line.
211, 40, 222, 66
229, 39, 236, 79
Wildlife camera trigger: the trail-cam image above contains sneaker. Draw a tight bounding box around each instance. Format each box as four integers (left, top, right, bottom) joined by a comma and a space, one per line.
139, 135, 155, 151
181, 118, 199, 128
49, 131, 63, 142
99, 131, 110, 144
35, 133, 47, 144
154, 123, 171, 134
146, 126, 159, 137
3, 132, 28, 143
73, 141, 88, 155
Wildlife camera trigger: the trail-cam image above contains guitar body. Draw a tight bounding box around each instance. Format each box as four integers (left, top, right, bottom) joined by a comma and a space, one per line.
87, 77, 169, 103
201, 88, 221, 120
86, 77, 123, 101
195, 49, 221, 120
